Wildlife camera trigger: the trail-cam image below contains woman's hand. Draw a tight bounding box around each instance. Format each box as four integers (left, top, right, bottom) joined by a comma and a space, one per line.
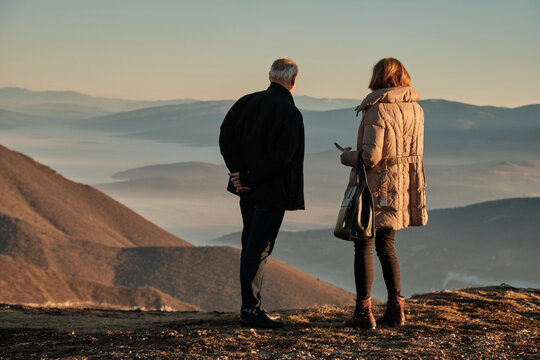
340, 147, 356, 167
355, 105, 362, 117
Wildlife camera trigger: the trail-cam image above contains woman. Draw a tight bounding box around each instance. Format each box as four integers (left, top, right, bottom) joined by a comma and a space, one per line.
340, 58, 428, 329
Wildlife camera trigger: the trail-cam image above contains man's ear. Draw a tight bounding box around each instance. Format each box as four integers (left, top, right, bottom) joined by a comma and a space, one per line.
269, 72, 272, 82
290, 74, 297, 88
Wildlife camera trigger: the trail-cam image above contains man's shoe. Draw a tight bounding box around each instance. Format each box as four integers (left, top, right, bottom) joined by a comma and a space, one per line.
240, 308, 285, 328
261, 308, 280, 321
241, 307, 280, 321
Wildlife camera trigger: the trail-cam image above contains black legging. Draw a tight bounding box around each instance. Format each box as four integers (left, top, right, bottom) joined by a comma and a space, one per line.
354, 228, 401, 300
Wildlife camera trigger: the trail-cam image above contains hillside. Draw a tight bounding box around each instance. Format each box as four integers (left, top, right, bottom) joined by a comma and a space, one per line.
0, 144, 191, 248
113, 246, 353, 311
213, 198, 540, 298
1, 285, 538, 359
0, 145, 353, 311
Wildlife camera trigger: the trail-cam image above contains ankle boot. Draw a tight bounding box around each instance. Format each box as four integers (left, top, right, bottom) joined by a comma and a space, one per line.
343, 297, 376, 329
378, 296, 405, 326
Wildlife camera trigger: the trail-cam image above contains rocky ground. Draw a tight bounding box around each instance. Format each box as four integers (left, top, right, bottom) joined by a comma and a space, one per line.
0, 285, 538, 359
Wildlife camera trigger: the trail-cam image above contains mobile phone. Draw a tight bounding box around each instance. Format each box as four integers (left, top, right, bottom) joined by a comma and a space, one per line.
334, 142, 345, 152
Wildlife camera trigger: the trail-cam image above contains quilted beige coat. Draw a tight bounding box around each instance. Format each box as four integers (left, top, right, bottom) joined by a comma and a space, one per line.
343, 86, 428, 230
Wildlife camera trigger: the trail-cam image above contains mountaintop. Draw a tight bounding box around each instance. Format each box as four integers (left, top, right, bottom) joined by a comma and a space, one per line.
1, 285, 538, 359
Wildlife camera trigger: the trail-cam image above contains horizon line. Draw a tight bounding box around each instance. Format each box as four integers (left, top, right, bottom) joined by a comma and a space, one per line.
0, 85, 537, 109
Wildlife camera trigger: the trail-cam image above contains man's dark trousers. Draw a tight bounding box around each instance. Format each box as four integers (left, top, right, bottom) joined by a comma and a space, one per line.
239, 197, 285, 311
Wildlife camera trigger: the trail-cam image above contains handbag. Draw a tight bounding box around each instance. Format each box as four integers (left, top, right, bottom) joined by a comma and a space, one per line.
334, 152, 375, 241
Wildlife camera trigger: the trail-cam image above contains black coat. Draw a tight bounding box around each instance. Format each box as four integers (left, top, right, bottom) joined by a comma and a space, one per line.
219, 82, 305, 210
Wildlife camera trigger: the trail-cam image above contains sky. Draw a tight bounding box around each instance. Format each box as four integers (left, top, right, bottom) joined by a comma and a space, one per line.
1, 0, 539, 107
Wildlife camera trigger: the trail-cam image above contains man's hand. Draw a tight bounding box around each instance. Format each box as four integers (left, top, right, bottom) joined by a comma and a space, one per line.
229, 172, 252, 193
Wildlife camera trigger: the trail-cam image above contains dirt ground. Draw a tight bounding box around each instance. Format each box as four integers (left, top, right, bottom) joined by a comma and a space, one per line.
0, 285, 538, 359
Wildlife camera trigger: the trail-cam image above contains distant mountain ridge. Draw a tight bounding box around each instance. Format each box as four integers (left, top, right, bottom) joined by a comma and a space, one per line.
0, 109, 40, 129
0, 144, 353, 311
0, 87, 198, 113
293, 95, 361, 110
72, 97, 540, 157
3, 87, 538, 157
101, 162, 227, 198
79, 100, 235, 147
0, 87, 360, 115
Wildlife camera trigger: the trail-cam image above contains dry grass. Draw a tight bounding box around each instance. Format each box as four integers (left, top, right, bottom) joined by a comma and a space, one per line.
1, 285, 538, 359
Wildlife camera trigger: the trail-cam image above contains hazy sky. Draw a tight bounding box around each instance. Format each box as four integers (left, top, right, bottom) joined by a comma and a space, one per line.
1, 0, 539, 107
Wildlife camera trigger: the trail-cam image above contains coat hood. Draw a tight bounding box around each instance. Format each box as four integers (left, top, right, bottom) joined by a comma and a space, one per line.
358, 86, 420, 111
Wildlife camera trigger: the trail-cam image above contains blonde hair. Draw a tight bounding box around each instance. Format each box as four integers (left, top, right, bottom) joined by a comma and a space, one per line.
368, 58, 411, 90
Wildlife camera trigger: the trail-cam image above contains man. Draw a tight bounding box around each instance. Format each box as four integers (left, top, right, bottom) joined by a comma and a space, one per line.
219, 58, 305, 328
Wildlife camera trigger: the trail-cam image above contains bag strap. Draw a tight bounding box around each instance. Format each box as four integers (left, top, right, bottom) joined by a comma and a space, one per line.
355, 151, 368, 185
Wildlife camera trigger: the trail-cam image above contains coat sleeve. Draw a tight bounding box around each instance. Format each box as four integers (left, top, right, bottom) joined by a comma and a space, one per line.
240, 109, 302, 187
219, 101, 242, 172
361, 106, 386, 168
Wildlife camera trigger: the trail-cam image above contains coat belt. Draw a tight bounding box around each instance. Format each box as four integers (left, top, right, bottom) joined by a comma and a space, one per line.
384, 155, 422, 166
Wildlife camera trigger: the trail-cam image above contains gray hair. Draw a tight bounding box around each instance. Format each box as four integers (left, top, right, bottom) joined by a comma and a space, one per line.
269, 58, 298, 81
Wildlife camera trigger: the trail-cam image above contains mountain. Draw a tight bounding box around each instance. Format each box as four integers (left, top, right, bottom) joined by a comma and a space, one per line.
74, 98, 540, 158
98, 151, 348, 201
0, 109, 40, 129
213, 198, 540, 298
0, 145, 353, 311
78, 100, 234, 146
293, 95, 361, 111
0, 87, 361, 113
2, 103, 112, 121
420, 100, 540, 160
75, 100, 353, 150
300, 99, 540, 157
0, 87, 198, 113
0, 144, 191, 248
100, 162, 227, 198
113, 246, 353, 311
5, 87, 539, 156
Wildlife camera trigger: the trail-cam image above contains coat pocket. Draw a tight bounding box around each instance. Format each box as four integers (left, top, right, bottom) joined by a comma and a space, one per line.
377, 166, 395, 210
366, 170, 382, 205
